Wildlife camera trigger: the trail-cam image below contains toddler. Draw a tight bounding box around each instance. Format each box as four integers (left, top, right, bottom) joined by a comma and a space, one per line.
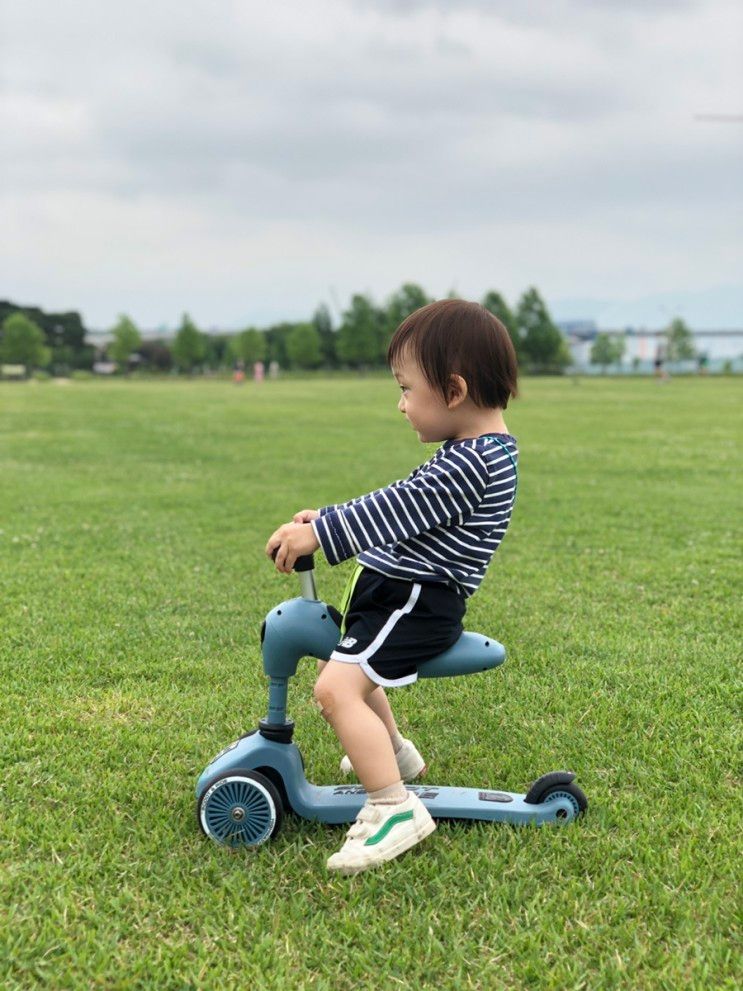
265, 298, 518, 874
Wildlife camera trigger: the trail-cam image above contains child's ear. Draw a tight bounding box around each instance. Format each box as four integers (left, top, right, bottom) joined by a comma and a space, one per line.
447, 374, 468, 408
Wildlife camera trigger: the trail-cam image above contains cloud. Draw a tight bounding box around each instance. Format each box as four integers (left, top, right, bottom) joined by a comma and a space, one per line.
2, 0, 742, 327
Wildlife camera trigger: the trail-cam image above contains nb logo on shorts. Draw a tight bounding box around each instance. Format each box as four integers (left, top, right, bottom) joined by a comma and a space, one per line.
340, 636, 358, 649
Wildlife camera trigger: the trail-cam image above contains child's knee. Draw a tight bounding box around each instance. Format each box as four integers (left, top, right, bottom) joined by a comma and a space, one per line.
313, 678, 336, 720
312, 660, 330, 714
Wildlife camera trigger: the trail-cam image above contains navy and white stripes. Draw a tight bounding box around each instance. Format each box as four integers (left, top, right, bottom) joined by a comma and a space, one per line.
311, 433, 518, 598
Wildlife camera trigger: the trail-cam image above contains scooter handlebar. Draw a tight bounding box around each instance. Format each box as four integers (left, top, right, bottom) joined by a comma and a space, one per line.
270, 548, 315, 572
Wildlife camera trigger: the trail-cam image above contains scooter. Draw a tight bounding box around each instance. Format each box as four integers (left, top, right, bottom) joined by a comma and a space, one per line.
195, 555, 587, 847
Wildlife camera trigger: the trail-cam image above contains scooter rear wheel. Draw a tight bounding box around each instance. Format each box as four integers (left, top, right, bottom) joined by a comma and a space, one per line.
197, 769, 283, 847
536, 782, 588, 822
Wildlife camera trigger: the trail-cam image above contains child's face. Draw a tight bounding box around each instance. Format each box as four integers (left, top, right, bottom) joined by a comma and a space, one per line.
392, 352, 457, 444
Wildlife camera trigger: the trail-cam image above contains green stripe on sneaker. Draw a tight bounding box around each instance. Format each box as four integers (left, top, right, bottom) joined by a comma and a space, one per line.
364, 810, 414, 846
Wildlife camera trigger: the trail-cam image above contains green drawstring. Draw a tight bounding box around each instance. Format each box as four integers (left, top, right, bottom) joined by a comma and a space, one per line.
339, 562, 365, 635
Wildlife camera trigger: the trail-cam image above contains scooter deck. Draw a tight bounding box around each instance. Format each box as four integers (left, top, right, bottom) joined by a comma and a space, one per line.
308, 782, 568, 826
196, 733, 577, 827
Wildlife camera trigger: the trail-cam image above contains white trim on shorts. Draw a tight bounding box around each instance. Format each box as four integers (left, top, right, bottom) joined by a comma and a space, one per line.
357, 661, 418, 688
328, 581, 422, 688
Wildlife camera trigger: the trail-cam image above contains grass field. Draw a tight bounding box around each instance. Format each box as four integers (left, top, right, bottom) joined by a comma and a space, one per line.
0, 375, 740, 990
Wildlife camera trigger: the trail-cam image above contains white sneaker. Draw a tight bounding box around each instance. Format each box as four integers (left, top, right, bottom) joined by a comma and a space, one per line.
327, 792, 436, 875
340, 737, 426, 782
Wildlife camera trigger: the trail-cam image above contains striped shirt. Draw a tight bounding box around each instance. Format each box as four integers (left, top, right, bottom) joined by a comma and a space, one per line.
311, 433, 518, 598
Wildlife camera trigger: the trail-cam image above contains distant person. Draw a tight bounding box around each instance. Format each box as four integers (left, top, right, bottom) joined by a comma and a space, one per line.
697, 352, 709, 376
269, 360, 280, 380
654, 345, 669, 382
253, 360, 265, 383
233, 361, 245, 385
265, 299, 518, 873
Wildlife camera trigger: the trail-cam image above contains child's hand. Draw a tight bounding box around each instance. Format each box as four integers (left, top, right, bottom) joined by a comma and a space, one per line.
292, 509, 321, 523
265, 522, 320, 573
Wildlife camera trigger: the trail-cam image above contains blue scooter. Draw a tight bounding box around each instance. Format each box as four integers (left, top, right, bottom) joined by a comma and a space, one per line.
195, 555, 587, 847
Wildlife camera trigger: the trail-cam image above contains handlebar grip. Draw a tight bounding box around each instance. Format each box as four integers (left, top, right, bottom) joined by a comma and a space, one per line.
270, 548, 315, 572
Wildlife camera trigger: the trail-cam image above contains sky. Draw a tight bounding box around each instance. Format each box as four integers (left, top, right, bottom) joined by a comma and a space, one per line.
2, 0, 742, 330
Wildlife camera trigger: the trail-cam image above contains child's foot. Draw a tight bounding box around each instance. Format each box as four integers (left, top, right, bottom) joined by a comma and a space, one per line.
340, 737, 426, 782
326, 791, 436, 875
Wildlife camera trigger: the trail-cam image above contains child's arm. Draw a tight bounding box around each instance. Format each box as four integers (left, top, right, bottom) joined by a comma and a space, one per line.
311, 447, 489, 566
314, 472, 419, 518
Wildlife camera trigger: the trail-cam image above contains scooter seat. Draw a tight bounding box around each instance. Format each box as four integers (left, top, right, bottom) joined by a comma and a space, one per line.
417, 631, 505, 679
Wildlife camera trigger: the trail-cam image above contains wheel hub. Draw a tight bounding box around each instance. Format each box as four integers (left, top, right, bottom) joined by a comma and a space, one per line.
542, 789, 580, 821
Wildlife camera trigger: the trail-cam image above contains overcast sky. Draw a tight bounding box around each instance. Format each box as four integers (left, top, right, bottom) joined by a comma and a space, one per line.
2, 0, 742, 329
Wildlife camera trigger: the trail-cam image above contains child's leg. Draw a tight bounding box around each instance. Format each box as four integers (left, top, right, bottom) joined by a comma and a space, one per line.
317, 661, 436, 873
313, 662, 400, 792
317, 659, 400, 740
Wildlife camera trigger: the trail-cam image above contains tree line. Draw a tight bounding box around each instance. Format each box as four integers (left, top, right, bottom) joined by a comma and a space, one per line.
0, 284, 573, 377
589, 319, 697, 372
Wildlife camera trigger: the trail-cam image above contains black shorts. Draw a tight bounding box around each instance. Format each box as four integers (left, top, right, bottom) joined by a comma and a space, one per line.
329, 567, 466, 687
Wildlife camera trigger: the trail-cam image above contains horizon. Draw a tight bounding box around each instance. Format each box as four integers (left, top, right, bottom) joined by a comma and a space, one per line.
13, 280, 743, 336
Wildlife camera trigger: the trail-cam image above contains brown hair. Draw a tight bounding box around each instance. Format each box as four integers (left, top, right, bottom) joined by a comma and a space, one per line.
387, 299, 518, 409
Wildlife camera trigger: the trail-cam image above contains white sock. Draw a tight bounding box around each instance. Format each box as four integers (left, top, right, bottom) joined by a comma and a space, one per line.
390, 730, 405, 754
368, 781, 408, 805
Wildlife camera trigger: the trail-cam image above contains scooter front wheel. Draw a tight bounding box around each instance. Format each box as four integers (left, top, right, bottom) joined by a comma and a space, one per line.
197, 769, 283, 847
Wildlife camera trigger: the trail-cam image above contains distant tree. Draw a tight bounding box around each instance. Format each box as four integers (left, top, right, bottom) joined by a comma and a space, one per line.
337, 294, 385, 368
384, 283, 431, 351
172, 313, 206, 372
0, 300, 87, 369
75, 345, 96, 371
264, 322, 295, 368
138, 340, 173, 372
108, 315, 141, 371
665, 318, 696, 362
202, 333, 233, 370
286, 323, 323, 369
516, 287, 569, 373
482, 291, 521, 359
614, 334, 626, 367
312, 304, 337, 367
230, 328, 267, 366
590, 333, 625, 373
0, 312, 51, 374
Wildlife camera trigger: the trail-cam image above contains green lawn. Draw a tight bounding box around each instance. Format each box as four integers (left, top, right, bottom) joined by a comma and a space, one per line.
0, 375, 740, 990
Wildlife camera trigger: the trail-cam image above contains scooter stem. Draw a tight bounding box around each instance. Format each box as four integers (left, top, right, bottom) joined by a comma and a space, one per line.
259, 553, 324, 741
294, 554, 319, 600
